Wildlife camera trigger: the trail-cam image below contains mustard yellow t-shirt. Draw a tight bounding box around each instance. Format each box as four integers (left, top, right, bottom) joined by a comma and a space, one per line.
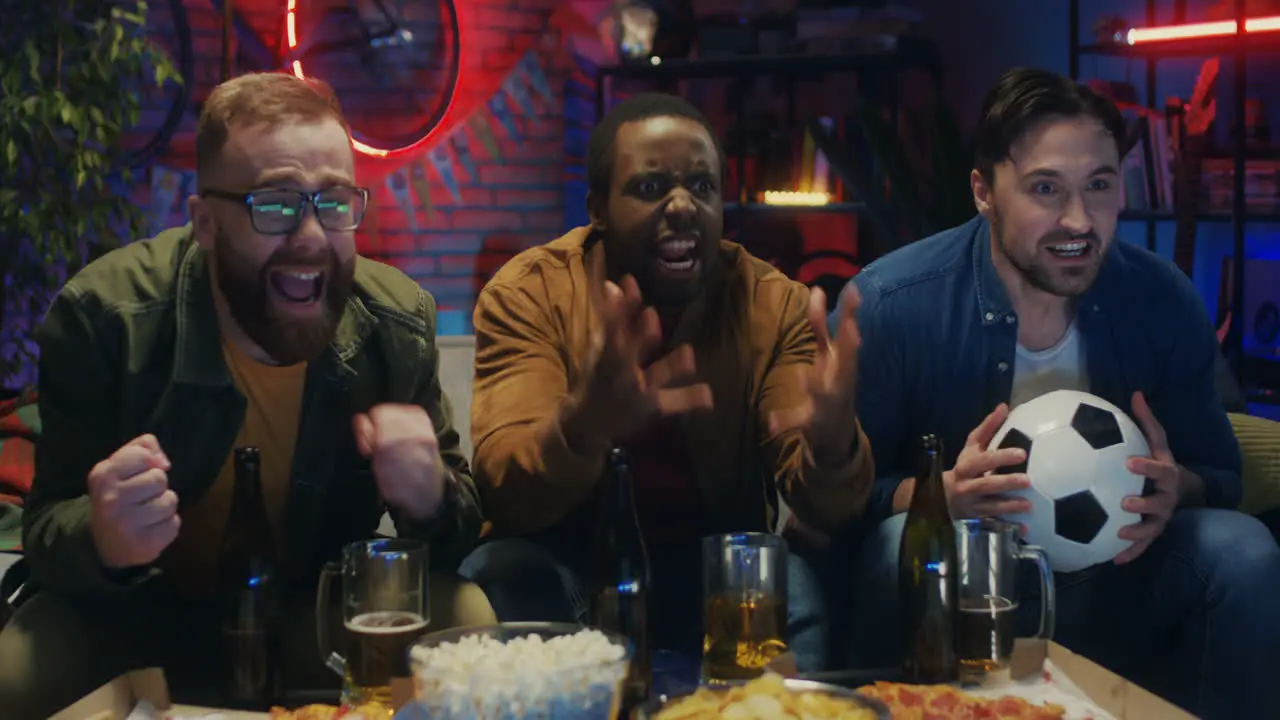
167, 337, 307, 598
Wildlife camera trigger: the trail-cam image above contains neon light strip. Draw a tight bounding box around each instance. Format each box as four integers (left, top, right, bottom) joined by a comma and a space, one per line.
1127, 15, 1280, 44
283, 0, 460, 159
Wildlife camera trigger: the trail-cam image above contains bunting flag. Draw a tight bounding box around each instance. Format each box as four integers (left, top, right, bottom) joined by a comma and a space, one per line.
468, 114, 502, 162
361, 185, 382, 251
429, 145, 462, 203
360, 46, 556, 227
149, 166, 184, 236
518, 53, 555, 104
487, 91, 521, 142
504, 72, 537, 119
449, 131, 478, 180
409, 160, 434, 221
385, 170, 417, 232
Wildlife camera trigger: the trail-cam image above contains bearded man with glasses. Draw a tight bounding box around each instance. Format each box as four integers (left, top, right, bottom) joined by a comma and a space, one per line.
0, 73, 495, 718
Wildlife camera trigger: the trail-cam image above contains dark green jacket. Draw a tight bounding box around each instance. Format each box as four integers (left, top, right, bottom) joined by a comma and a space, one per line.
23, 226, 482, 602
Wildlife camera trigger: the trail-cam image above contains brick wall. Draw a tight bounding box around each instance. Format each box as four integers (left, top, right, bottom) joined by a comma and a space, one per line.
138, 0, 589, 333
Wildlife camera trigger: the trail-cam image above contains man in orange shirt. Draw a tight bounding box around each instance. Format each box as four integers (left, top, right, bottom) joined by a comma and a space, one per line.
461, 93, 872, 671
0, 73, 493, 718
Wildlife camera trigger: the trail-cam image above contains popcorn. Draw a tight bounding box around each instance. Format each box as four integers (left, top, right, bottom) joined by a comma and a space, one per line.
409, 628, 630, 720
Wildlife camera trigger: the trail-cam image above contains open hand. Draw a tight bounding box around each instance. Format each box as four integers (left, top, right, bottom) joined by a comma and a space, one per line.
1114, 392, 1180, 565
572, 275, 713, 445
88, 434, 180, 569
354, 403, 446, 522
947, 404, 1033, 520
767, 285, 862, 463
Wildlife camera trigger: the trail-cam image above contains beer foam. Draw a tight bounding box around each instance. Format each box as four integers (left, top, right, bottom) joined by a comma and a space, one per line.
409, 628, 628, 720
345, 611, 429, 634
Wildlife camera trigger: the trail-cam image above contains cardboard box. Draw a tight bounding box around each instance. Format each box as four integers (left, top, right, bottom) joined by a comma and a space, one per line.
1010, 640, 1196, 720
771, 640, 1194, 720
50, 668, 266, 720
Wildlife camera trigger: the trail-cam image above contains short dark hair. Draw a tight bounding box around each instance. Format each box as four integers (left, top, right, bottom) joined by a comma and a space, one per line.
587, 92, 723, 197
973, 67, 1126, 181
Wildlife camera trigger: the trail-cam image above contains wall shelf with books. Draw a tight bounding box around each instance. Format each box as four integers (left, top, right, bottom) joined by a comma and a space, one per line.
1069, 0, 1280, 391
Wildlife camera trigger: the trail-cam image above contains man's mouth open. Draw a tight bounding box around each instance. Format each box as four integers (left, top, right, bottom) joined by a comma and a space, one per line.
1044, 239, 1094, 262
656, 236, 699, 277
268, 268, 325, 306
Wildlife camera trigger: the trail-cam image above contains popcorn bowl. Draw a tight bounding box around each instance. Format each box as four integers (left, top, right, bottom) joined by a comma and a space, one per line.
408, 622, 633, 720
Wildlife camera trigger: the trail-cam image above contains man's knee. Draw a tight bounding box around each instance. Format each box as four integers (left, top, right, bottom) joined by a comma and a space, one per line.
0, 593, 134, 720
1165, 508, 1280, 594
426, 575, 498, 630
458, 539, 580, 622
785, 549, 830, 672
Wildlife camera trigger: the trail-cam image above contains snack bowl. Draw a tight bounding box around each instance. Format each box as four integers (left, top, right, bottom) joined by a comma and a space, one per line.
634, 676, 891, 720
408, 622, 632, 720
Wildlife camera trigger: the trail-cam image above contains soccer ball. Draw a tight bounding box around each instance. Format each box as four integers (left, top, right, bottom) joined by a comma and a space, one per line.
987, 390, 1149, 573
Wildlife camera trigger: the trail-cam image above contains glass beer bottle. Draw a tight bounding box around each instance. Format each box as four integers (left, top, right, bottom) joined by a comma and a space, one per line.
588, 447, 652, 711
218, 446, 282, 709
898, 434, 959, 684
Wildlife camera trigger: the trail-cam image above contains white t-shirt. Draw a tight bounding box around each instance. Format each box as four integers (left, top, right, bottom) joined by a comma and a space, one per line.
1010, 323, 1089, 408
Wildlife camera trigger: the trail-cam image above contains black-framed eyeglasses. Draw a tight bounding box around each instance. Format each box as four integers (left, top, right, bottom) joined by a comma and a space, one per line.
201, 186, 370, 235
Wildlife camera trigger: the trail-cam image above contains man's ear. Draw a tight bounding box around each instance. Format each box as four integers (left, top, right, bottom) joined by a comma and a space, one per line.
586, 190, 607, 232
188, 195, 215, 250
971, 168, 993, 218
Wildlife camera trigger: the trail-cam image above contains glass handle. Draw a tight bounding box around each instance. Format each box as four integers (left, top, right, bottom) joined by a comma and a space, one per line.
316, 561, 346, 677
1017, 545, 1056, 640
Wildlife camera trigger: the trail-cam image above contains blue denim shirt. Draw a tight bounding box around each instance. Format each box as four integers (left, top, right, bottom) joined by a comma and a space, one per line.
843, 215, 1242, 524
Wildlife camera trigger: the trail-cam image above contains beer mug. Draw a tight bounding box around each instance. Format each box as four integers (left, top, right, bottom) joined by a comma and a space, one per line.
701, 533, 789, 684
317, 539, 429, 710
955, 519, 1055, 685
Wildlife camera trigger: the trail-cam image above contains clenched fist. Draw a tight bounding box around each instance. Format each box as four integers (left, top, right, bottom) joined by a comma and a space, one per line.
353, 404, 447, 522
87, 434, 181, 569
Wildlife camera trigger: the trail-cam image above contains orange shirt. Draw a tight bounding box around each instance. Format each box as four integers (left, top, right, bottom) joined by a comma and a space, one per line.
166, 337, 306, 598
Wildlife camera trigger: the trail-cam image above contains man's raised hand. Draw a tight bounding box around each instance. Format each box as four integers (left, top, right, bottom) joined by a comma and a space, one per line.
569, 275, 713, 447
87, 433, 180, 569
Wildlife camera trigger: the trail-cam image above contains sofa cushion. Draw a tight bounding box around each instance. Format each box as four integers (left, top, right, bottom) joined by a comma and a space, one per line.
1231, 412, 1280, 516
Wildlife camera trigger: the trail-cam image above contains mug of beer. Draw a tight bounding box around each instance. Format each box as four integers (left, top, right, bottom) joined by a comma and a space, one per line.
316, 539, 429, 710
701, 533, 789, 684
955, 519, 1055, 685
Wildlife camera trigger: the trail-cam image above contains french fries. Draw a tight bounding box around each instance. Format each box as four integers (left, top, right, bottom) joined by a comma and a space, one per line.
654, 674, 879, 720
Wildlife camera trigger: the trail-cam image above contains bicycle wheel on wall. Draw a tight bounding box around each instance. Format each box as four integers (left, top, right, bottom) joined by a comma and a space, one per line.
284, 0, 461, 159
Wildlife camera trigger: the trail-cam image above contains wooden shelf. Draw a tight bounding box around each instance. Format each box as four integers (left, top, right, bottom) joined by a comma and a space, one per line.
597, 40, 939, 80
1120, 209, 1280, 222
725, 201, 865, 213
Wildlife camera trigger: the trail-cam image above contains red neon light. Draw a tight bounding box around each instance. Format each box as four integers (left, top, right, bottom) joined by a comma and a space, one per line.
284, 0, 461, 159
1127, 15, 1280, 44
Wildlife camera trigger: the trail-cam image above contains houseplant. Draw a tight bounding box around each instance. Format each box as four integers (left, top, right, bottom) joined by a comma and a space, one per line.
0, 0, 181, 392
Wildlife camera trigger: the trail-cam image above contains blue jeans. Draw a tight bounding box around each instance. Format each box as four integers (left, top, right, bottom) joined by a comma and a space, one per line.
459, 536, 832, 673
845, 509, 1280, 720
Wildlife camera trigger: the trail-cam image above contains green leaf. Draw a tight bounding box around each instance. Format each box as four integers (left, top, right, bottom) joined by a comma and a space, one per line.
5, 140, 15, 166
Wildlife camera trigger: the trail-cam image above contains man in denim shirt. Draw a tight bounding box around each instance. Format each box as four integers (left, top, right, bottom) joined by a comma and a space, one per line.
842, 68, 1280, 719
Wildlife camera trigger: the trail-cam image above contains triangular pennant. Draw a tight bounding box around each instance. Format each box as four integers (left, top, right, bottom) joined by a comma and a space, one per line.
505, 72, 537, 119
487, 91, 521, 142
469, 115, 502, 162
360, 185, 382, 252
518, 53, 554, 105
409, 160, 434, 221
385, 169, 417, 231
449, 130, 478, 180
428, 145, 462, 203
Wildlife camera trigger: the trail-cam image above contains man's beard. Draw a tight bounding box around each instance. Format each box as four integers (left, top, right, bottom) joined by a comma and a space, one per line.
991, 207, 1102, 299
212, 228, 355, 365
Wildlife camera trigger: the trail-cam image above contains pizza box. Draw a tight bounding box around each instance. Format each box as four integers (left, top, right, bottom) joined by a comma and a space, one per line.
768, 640, 1195, 720
49, 667, 262, 719
51, 668, 414, 720
1007, 639, 1196, 720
